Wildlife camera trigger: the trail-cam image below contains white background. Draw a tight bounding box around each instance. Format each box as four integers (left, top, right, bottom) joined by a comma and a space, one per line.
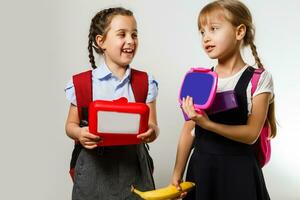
0, 0, 299, 199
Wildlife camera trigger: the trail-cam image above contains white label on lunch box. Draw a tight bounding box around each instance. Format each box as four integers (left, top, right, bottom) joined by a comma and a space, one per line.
97, 111, 140, 134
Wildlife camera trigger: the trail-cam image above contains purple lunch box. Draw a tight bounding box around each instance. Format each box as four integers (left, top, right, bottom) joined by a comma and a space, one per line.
206, 90, 238, 114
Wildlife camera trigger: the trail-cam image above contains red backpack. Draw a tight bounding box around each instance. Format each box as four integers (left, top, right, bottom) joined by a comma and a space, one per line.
251, 68, 271, 168
69, 68, 153, 180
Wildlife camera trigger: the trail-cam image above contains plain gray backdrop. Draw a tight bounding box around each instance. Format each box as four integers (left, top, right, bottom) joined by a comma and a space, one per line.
1, 0, 300, 199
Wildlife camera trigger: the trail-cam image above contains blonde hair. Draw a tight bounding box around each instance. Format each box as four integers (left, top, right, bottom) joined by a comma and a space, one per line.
198, 0, 276, 138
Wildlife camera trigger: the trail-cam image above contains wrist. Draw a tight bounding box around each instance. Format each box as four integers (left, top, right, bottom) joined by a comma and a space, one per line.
203, 119, 213, 130
73, 126, 83, 141
172, 171, 183, 182
149, 123, 160, 138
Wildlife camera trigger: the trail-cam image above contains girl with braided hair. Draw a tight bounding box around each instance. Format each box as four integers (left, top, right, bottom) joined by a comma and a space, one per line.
65, 7, 159, 200
172, 1, 276, 199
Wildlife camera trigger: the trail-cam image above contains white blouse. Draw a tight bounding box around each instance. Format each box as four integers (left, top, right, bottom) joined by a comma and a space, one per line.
215, 65, 274, 115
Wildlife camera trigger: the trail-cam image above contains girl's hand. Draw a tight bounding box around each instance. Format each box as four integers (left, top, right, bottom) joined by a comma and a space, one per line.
78, 127, 101, 149
171, 177, 188, 199
137, 124, 158, 143
182, 96, 209, 128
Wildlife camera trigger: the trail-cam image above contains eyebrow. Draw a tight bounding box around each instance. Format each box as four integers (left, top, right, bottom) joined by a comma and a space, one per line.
116, 29, 138, 32
201, 22, 222, 28
210, 23, 221, 26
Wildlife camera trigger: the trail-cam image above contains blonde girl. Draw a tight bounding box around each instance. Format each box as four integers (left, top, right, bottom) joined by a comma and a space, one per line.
172, 1, 276, 199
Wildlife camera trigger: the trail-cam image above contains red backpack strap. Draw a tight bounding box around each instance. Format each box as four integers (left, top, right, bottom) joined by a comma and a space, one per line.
69, 70, 92, 181
131, 68, 155, 181
251, 68, 264, 95
131, 68, 149, 103
72, 70, 92, 122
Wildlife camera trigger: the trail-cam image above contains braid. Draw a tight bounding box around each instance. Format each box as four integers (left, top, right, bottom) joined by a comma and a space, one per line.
88, 33, 96, 69
87, 7, 133, 69
250, 41, 264, 69
199, 1, 277, 139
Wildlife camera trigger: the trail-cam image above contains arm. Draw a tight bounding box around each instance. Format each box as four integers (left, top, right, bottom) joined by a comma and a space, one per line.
182, 93, 271, 144
172, 120, 195, 186
65, 104, 100, 149
148, 99, 158, 126
137, 100, 159, 143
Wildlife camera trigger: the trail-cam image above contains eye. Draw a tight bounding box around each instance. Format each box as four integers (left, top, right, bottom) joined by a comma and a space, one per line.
132, 32, 138, 39
117, 32, 126, 37
199, 30, 205, 36
211, 26, 219, 31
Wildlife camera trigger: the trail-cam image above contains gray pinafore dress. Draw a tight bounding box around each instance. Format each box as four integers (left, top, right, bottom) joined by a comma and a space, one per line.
72, 144, 154, 200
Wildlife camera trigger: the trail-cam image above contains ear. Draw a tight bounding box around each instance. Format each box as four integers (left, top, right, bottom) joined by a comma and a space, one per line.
236, 24, 246, 41
95, 35, 106, 50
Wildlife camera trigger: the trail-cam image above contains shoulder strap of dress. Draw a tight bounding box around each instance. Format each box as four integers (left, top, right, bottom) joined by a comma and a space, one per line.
234, 66, 255, 93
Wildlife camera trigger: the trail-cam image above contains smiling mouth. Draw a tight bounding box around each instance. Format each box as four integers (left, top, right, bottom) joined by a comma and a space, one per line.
122, 48, 134, 53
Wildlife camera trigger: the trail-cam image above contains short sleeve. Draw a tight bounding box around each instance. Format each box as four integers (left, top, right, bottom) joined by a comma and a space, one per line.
64, 79, 77, 106
253, 70, 274, 103
146, 74, 159, 103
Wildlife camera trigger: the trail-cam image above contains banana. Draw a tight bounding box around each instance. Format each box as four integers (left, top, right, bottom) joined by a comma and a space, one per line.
131, 181, 195, 200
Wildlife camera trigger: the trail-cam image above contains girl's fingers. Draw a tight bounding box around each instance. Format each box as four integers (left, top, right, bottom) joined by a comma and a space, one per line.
137, 128, 155, 142
82, 140, 99, 149
182, 97, 190, 111
84, 132, 101, 141
185, 97, 194, 116
179, 191, 188, 199
186, 97, 194, 109
81, 135, 101, 146
181, 97, 187, 111
182, 96, 198, 119
188, 97, 194, 107
84, 141, 99, 145
84, 144, 98, 149
137, 129, 151, 138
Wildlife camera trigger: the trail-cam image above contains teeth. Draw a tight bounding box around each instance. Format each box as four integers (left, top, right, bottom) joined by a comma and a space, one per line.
206, 46, 214, 51
123, 49, 133, 53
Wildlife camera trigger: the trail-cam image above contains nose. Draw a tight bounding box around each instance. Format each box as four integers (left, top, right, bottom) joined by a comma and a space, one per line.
126, 35, 134, 45
203, 33, 210, 43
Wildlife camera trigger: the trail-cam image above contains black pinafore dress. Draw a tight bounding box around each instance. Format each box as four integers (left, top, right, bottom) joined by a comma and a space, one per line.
184, 67, 270, 200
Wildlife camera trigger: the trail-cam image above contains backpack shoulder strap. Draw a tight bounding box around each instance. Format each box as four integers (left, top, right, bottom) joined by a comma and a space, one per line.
131, 68, 149, 103
72, 70, 92, 122
69, 70, 92, 181
251, 67, 270, 134
72, 68, 148, 117
251, 68, 264, 95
